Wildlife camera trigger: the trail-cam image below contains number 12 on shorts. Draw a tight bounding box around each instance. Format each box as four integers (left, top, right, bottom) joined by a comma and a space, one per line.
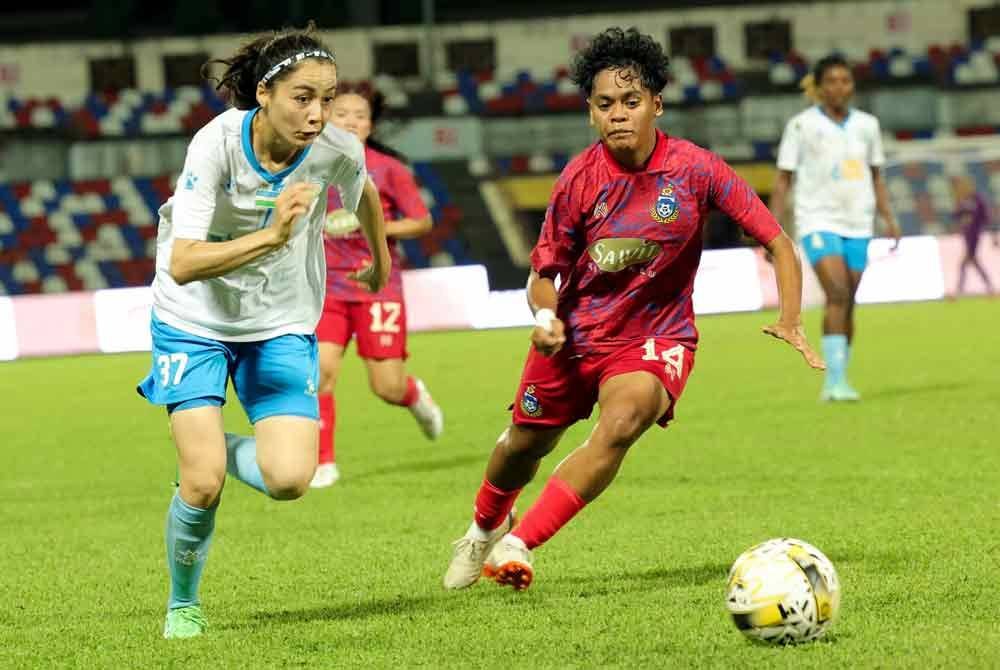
369, 301, 401, 333
157, 352, 189, 386
641, 338, 684, 379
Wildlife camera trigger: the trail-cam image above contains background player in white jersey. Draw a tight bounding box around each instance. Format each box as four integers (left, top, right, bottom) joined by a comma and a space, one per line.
135, 24, 391, 639
770, 55, 901, 401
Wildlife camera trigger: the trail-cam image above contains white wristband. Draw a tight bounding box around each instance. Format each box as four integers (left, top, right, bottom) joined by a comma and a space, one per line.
534, 308, 556, 332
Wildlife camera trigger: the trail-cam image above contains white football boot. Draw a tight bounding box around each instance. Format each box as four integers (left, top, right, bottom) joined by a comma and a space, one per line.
409, 378, 443, 440
443, 510, 516, 589
483, 535, 535, 591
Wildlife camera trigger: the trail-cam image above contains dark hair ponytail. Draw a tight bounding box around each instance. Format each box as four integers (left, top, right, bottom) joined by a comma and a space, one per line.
202, 21, 335, 110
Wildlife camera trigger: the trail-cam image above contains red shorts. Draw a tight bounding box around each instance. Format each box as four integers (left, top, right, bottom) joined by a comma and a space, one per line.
315, 298, 409, 360
511, 338, 695, 429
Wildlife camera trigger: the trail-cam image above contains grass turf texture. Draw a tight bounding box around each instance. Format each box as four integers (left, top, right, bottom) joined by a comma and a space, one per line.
1, 299, 997, 668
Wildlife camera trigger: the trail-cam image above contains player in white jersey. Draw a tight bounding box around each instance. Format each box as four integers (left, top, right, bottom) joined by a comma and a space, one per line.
770, 55, 900, 401
136, 23, 391, 639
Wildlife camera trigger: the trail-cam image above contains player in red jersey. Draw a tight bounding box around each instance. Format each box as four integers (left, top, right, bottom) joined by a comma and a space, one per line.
443, 27, 825, 590
311, 89, 443, 488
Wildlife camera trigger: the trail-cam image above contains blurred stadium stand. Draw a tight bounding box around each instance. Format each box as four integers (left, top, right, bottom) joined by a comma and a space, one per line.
1, 0, 999, 293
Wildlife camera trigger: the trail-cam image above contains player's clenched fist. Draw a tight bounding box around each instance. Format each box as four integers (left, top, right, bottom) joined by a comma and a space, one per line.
271, 183, 321, 245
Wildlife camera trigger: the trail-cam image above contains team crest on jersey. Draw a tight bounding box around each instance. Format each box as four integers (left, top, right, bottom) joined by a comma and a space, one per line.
651, 184, 679, 224
520, 385, 543, 417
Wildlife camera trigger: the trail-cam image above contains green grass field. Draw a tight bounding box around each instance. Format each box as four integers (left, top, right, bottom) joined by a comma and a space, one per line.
2, 298, 998, 668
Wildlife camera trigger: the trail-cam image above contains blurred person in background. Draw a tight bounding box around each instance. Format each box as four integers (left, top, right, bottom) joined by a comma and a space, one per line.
951, 174, 997, 297
137, 24, 390, 638
770, 55, 901, 402
311, 87, 443, 489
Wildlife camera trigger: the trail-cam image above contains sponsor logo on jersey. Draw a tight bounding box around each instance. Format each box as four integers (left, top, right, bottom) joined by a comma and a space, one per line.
587, 238, 662, 272
520, 384, 543, 417
650, 184, 679, 224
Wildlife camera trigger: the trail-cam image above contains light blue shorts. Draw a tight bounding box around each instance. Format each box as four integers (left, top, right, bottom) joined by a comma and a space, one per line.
801, 232, 871, 272
136, 316, 319, 423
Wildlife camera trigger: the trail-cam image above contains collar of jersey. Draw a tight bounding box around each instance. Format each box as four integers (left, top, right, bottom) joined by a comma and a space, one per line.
815, 105, 852, 129
600, 129, 669, 176
241, 107, 312, 184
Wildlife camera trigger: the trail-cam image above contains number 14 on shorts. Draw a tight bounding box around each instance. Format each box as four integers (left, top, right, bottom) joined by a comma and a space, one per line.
641, 338, 684, 380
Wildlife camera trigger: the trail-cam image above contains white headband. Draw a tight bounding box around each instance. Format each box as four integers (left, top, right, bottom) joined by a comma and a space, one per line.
259, 49, 336, 86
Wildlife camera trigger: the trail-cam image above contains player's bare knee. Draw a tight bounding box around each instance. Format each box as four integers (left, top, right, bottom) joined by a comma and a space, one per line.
371, 377, 405, 404
259, 458, 314, 500
503, 425, 560, 459
181, 471, 225, 508
318, 369, 337, 395
601, 408, 653, 448
826, 284, 851, 308
266, 474, 311, 501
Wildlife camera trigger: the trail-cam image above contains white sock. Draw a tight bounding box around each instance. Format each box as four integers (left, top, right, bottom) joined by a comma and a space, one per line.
505, 534, 528, 550
466, 520, 492, 541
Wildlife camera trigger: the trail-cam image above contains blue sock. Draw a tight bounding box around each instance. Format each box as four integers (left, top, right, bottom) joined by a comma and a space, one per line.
225, 433, 271, 496
166, 492, 217, 610
822, 335, 848, 387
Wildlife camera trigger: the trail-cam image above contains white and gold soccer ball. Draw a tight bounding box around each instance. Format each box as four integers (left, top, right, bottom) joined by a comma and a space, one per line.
324, 209, 361, 237
725, 537, 841, 645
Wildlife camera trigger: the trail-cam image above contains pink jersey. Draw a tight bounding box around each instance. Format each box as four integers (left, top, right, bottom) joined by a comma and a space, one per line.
532, 130, 782, 355
324, 145, 429, 302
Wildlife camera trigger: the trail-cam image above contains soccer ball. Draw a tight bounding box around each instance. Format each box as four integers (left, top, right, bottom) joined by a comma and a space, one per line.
725, 537, 841, 645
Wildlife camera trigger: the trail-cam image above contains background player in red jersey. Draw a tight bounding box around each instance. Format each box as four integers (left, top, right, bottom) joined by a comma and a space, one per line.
311, 88, 443, 488
443, 27, 825, 590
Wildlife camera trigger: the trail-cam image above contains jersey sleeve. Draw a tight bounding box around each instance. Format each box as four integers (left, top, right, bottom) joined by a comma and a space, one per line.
530, 169, 585, 280
868, 117, 886, 167
171, 125, 227, 240
707, 152, 783, 246
330, 136, 367, 213
388, 162, 430, 220
775, 117, 802, 172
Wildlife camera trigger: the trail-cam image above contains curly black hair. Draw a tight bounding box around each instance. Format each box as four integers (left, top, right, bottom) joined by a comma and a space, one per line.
812, 54, 851, 84
570, 27, 671, 96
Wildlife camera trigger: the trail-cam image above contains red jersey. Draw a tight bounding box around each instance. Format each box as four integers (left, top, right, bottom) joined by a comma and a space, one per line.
324, 145, 429, 302
532, 130, 781, 355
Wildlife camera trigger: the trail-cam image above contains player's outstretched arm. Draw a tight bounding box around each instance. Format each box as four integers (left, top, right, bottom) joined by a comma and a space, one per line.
761, 232, 825, 370
169, 183, 319, 285
526, 270, 566, 356
350, 179, 392, 292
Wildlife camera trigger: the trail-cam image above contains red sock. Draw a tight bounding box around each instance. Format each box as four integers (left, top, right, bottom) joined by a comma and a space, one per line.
392, 376, 419, 407
473, 478, 522, 531
511, 477, 586, 550
318, 393, 335, 464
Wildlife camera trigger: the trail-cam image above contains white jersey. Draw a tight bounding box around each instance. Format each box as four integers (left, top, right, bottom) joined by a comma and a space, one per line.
776, 106, 885, 239
151, 108, 367, 341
